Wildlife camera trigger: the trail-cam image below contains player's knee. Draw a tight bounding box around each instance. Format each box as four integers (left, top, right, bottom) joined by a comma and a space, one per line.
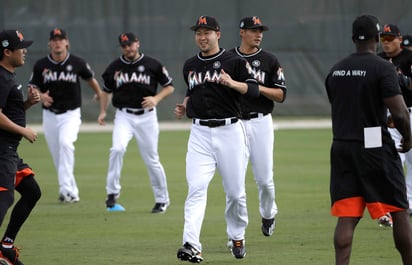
58, 140, 75, 150
16, 177, 42, 203
30, 183, 42, 203
257, 180, 274, 190
226, 192, 243, 203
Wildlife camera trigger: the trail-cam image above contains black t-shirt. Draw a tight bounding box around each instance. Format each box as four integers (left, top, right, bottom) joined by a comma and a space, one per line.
378, 49, 412, 106
102, 54, 173, 109
231, 47, 287, 114
29, 53, 94, 111
0, 66, 25, 143
183, 48, 258, 119
325, 52, 400, 143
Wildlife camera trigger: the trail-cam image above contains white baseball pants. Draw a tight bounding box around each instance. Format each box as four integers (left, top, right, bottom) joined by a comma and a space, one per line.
42, 108, 81, 198
105, 108, 169, 204
182, 121, 249, 252
242, 113, 278, 219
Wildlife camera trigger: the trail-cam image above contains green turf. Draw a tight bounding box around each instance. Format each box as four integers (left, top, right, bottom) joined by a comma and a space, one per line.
7, 128, 403, 264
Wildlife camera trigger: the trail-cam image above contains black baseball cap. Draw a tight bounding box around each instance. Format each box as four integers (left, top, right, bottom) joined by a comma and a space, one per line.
239, 16, 269, 31
50, 28, 67, 40
118, 32, 138, 46
190, 16, 220, 31
381, 24, 401, 37
402, 34, 412, 47
0, 29, 33, 50
352, 15, 381, 41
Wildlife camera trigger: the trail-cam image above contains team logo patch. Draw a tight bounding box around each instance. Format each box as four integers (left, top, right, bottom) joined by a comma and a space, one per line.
138, 65, 145, 72
1, 40, 9, 48
252, 60, 260, 67
213, 61, 221, 69
16, 30, 24, 42
66, 65, 73, 72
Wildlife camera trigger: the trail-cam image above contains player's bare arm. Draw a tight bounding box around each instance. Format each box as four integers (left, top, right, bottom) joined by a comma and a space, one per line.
142, 85, 174, 109
24, 86, 41, 110
174, 96, 189, 119
259, 85, 285, 102
219, 69, 248, 94
39, 90, 53, 107
0, 110, 37, 143
97, 91, 112, 126
385, 94, 411, 152
87, 78, 102, 101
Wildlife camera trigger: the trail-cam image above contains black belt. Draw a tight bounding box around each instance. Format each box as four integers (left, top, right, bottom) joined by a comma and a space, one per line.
47, 108, 68, 115
193, 118, 238, 128
120, 108, 153, 115
240, 112, 268, 120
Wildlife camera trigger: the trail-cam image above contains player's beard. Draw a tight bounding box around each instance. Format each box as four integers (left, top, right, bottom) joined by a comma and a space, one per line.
124, 50, 139, 61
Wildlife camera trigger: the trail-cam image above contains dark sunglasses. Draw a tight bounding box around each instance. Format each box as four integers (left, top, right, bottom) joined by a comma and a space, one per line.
380, 35, 397, 42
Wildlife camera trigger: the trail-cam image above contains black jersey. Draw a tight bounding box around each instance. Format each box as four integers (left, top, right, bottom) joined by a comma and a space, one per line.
183, 48, 258, 119
231, 47, 287, 114
29, 53, 94, 111
325, 52, 400, 143
0, 66, 25, 143
378, 49, 412, 107
102, 54, 172, 109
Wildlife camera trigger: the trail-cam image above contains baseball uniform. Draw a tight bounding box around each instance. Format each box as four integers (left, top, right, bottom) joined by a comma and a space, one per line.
102, 50, 172, 211
181, 47, 259, 252
232, 45, 286, 224
29, 52, 95, 202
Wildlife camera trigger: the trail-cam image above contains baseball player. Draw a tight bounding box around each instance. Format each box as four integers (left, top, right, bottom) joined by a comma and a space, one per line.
230, 16, 286, 239
175, 16, 259, 262
378, 24, 412, 223
0, 29, 41, 265
29, 28, 103, 203
99, 32, 174, 213
326, 15, 412, 265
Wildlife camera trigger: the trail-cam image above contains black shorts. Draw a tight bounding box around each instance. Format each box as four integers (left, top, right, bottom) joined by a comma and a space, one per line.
0, 142, 34, 190
0, 142, 19, 191
330, 141, 408, 219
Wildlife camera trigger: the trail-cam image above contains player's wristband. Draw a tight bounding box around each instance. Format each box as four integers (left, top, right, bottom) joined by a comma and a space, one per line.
245, 83, 260, 98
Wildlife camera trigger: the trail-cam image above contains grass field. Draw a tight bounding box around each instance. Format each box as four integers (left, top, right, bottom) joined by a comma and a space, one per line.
8, 128, 404, 264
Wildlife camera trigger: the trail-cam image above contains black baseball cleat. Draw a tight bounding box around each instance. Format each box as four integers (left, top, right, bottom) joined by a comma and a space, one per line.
0, 245, 24, 265
261, 217, 275, 236
177, 242, 203, 263
58, 193, 79, 203
151, 202, 170, 213
105, 193, 125, 211
105, 194, 117, 208
231, 239, 246, 259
